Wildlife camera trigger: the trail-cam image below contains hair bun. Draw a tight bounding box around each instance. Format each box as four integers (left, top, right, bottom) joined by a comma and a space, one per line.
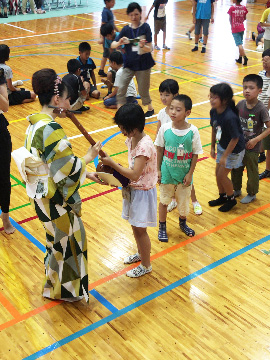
32, 68, 57, 95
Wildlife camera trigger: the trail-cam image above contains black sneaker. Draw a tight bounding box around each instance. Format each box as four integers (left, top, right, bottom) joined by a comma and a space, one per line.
3, 13, 8, 18
98, 70, 107, 77
145, 109, 154, 118
201, 47, 206, 53
191, 46, 198, 52
258, 152, 266, 163
236, 57, 242, 64
218, 199, 237, 212
252, 32, 256, 41
259, 169, 270, 180
208, 195, 227, 207
78, 106, 90, 112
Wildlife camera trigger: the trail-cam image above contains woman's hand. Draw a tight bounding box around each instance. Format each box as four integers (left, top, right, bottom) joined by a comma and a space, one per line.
86, 172, 108, 184
84, 141, 102, 164
121, 37, 130, 45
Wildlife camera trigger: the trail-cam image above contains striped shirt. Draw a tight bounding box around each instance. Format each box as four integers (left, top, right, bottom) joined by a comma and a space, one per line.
258, 70, 270, 108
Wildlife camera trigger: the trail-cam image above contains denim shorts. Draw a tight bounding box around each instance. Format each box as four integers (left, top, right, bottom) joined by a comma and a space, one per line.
232, 31, 244, 46
216, 143, 245, 169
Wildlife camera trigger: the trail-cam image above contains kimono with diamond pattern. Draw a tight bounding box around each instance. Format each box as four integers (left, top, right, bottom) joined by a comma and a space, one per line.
25, 113, 89, 302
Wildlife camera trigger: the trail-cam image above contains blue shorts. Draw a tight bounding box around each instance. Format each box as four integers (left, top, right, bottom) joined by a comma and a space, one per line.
216, 143, 245, 169
232, 31, 244, 46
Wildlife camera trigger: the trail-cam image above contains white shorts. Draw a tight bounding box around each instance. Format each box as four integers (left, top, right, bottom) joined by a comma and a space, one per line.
122, 187, 157, 228
160, 183, 192, 217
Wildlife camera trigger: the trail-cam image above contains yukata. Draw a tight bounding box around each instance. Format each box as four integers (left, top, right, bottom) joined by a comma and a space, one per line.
24, 113, 88, 302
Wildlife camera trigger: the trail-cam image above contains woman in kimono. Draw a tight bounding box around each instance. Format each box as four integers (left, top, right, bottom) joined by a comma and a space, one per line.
28, 68, 102, 302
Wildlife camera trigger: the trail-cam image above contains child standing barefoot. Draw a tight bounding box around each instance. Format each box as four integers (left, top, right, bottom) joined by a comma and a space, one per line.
209, 83, 245, 212
100, 103, 157, 278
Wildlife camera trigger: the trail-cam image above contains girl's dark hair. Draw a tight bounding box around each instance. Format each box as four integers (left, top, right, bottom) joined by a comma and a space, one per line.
32, 68, 70, 106
159, 79, 179, 95
0, 45, 10, 63
127, 2, 142, 14
114, 103, 145, 133
210, 83, 238, 115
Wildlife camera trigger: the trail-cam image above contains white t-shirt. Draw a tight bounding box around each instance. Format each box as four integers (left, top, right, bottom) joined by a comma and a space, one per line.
157, 107, 188, 126
260, 8, 270, 40
0, 63, 12, 95
114, 67, 137, 98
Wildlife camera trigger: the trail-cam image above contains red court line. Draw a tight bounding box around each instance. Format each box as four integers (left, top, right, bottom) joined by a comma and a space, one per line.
0, 292, 21, 318
85, 102, 115, 116
0, 300, 61, 331
1, 201, 270, 331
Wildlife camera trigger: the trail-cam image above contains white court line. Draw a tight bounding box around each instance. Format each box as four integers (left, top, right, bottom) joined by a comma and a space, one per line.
0, 26, 100, 42
4, 23, 35, 33
67, 91, 243, 141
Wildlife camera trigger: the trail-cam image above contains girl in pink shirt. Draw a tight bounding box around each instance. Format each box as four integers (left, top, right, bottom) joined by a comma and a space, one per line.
101, 103, 157, 278
228, 0, 248, 65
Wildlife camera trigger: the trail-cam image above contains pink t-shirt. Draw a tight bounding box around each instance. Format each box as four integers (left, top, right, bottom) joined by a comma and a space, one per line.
228, 5, 248, 33
126, 135, 157, 190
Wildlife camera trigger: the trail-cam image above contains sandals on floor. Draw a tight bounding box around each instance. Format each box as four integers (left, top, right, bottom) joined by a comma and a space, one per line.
180, 221, 195, 237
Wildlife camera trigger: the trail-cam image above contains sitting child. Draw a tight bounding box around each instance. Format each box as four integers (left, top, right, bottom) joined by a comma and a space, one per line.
62, 59, 89, 112
76, 42, 100, 100
103, 51, 137, 109
0, 45, 36, 106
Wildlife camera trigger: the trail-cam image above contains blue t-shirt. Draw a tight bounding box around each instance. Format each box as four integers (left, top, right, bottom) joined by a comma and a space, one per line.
210, 107, 245, 154
104, 31, 120, 49
102, 7, 114, 26
76, 56, 96, 82
115, 23, 155, 71
195, 0, 215, 20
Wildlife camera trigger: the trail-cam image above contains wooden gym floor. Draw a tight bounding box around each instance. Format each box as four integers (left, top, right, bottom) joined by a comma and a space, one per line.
0, 0, 270, 359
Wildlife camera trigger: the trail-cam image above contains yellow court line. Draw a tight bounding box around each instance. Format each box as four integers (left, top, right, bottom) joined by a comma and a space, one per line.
70, 15, 95, 21
9, 118, 26, 123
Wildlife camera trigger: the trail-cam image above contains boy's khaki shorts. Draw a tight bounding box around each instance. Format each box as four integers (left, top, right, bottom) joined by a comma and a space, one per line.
160, 183, 192, 217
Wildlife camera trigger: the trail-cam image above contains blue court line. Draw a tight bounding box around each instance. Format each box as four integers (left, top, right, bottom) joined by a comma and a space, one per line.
155, 60, 243, 88
0, 210, 46, 253
23, 234, 270, 360
89, 289, 118, 313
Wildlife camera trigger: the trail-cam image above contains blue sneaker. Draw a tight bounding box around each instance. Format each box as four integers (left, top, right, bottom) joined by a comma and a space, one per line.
158, 223, 168, 242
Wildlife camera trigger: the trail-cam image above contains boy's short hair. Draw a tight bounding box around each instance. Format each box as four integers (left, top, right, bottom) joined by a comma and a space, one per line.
0, 44, 10, 63
114, 103, 145, 133
100, 23, 114, 37
67, 59, 81, 74
104, 0, 112, 3
159, 79, 179, 95
243, 74, 263, 89
262, 48, 270, 58
79, 42, 91, 52
173, 94, 192, 111
109, 51, 123, 65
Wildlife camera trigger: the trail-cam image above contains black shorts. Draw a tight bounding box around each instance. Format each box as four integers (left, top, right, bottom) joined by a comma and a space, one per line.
8, 89, 31, 105
90, 84, 97, 95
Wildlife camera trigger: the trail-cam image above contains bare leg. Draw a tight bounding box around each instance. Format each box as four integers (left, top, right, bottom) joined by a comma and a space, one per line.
238, 44, 246, 57
163, 31, 166, 45
100, 57, 107, 72
191, 184, 197, 202
1, 213, 15, 234
203, 34, 208, 45
189, 24, 195, 33
216, 166, 233, 196
132, 226, 151, 268
154, 33, 158, 46
159, 202, 168, 222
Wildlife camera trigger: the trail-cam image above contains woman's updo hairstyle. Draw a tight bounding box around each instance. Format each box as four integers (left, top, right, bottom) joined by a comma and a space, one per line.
32, 68, 69, 106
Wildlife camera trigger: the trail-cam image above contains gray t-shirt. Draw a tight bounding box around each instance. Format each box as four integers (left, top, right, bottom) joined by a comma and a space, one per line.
0, 63, 12, 95
237, 99, 269, 152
